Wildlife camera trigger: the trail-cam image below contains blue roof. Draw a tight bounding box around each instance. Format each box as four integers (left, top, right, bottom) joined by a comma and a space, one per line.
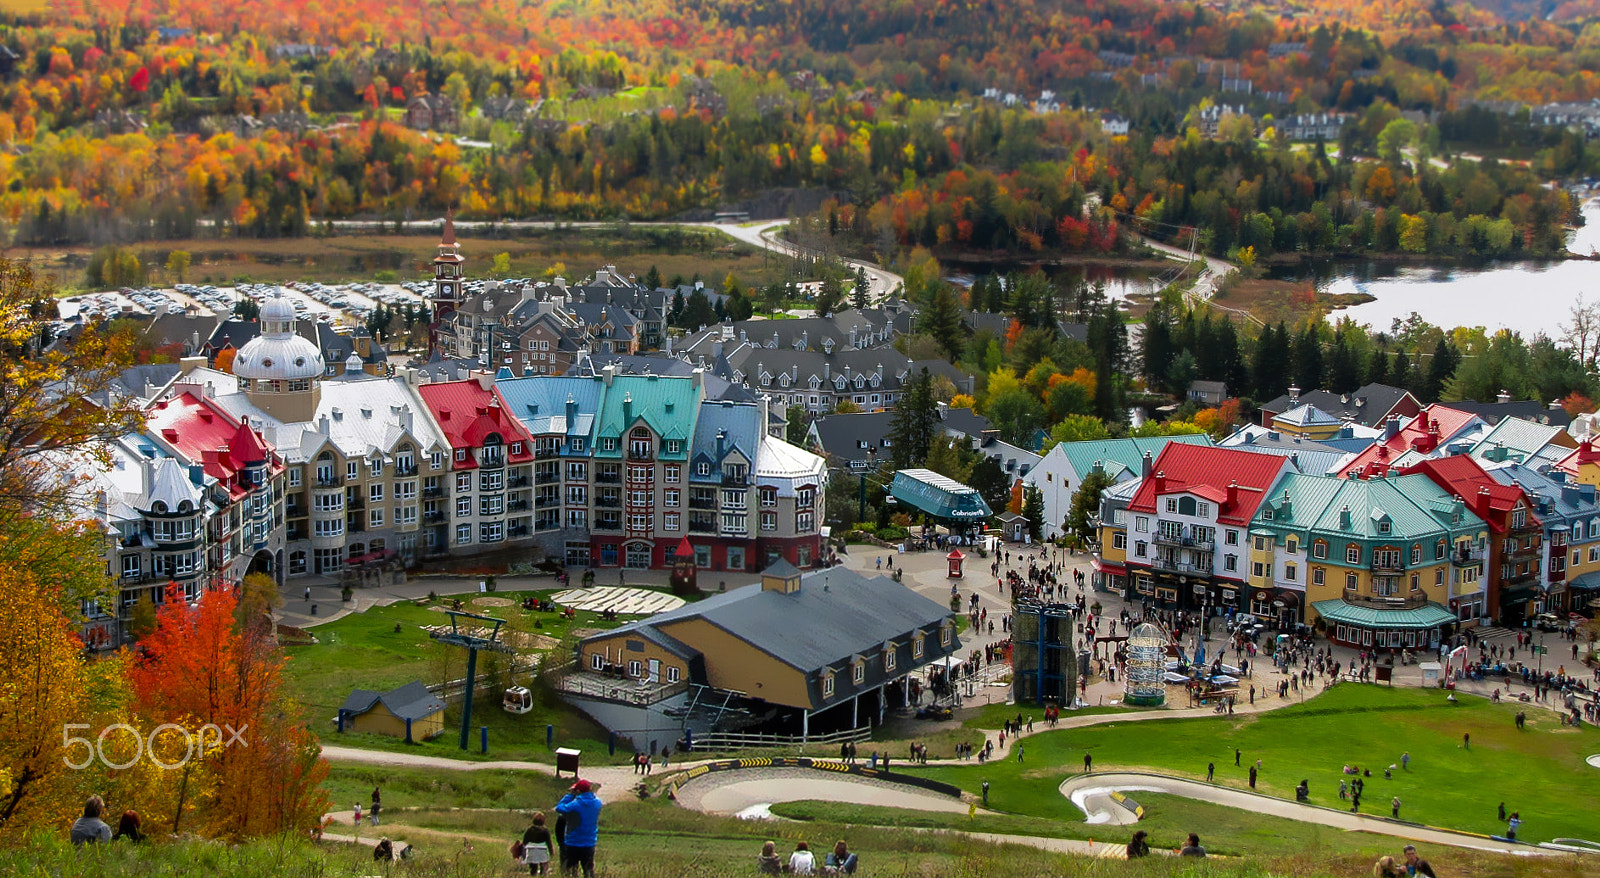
496, 375, 603, 441
1054, 435, 1212, 482
891, 468, 993, 521
692, 399, 761, 468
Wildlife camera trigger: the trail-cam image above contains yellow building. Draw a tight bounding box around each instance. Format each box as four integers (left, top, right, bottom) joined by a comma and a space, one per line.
338, 681, 447, 741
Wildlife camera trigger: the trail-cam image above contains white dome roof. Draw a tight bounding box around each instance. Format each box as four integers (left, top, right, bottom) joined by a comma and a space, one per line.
235, 293, 324, 381
260, 294, 297, 324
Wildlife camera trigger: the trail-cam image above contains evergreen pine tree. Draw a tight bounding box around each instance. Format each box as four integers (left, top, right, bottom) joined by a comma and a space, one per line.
1252, 322, 1291, 400
1424, 338, 1459, 402
1292, 324, 1325, 392
1393, 349, 1413, 393
1365, 345, 1389, 386
852, 267, 870, 310
1067, 466, 1115, 545
888, 369, 938, 468
924, 285, 965, 362
1022, 484, 1045, 540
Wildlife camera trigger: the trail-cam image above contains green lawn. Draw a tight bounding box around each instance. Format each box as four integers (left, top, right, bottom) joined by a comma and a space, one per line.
287, 588, 647, 764
899, 686, 1600, 844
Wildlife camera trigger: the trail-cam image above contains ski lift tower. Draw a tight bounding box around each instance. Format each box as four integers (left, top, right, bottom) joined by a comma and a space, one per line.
431, 610, 515, 750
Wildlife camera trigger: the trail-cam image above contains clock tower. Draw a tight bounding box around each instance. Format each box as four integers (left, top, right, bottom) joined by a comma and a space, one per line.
427, 210, 465, 355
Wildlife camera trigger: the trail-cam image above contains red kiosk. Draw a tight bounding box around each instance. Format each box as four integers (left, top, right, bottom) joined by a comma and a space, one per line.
947, 549, 966, 579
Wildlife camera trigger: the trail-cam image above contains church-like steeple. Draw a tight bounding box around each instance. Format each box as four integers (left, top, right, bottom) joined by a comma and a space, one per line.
428, 209, 466, 355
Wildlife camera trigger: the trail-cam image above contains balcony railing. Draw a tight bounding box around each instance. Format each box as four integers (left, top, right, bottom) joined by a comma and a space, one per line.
1149, 557, 1211, 576
1370, 558, 1405, 573
537, 447, 561, 459
1153, 532, 1214, 550
628, 449, 654, 461
595, 472, 621, 484
315, 475, 340, 487
689, 498, 716, 510
595, 497, 621, 508
395, 464, 419, 477
721, 473, 751, 487
535, 496, 560, 509
507, 475, 531, 489
347, 495, 365, 509
507, 500, 531, 513
423, 486, 443, 498
508, 525, 531, 538
536, 471, 560, 485
424, 511, 446, 523
1450, 547, 1485, 566
689, 520, 717, 534
594, 519, 623, 532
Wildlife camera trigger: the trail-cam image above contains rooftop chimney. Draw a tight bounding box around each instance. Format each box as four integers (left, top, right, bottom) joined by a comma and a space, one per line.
1142, 450, 1154, 478
1288, 385, 1300, 404
1497, 389, 1511, 404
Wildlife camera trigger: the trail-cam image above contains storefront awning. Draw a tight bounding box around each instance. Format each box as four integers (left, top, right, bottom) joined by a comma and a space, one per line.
1093, 558, 1126, 576
1569, 571, 1600, 591
1311, 600, 1456, 630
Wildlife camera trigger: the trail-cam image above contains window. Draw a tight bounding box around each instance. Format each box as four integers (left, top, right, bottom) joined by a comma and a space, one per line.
1253, 536, 1265, 551
1377, 519, 1391, 534
369, 483, 383, 503
1196, 502, 1210, 517
590, 653, 605, 671
1313, 567, 1325, 585
797, 487, 815, 508
822, 675, 835, 698
664, 465, 680, 481
666, 440, 681, 454
456, 473, 471, 492
1252, 561, 1264, 577
510, 441, 523, 456
665, 489, 680, 507
481, 522, 504, 542
1346, 545, 1361, 564
797, 512, 815, 532
1224, 554, 1237, 572
666, 666, 680, 683
1286, 537, 1298, 554
762, 511, 777, 531
602, 438, 617, 451
761, 487, 778, 507
1436, 568, 1445, 585
1112, 532, 1126, 550
570, 439, 584, 453
630, 513, 651, 531
480, 470, 503, 492
456, 524, 472, 544
431, 451, 444, 469
315, 492, 344, 511
369, 508, 384, 528
289, 551, 307, 574
913, 636, 924, 659
1313, 541, 1327, 559
288, 469, 301, 487
347, 461, 358, 481
567, 486, 587, 505
567, 510, 587, 528
1135, 516, 1148, 533
852, 662, 865, 684
1435, 540, 1446, 560
1410, 545, 1422, 565
1134, 540, 1147, 557
456, 498, 471, 516
481, 496, 504, 516
696, 462, 711, 476
664, 513, 679, 531
369, 457, 383, 477
314, 519, 344, 538
567, 461, 587, 480
628, 660, 642, 678
1345, 572, 1358, 591
1284, 564, 1297, 581
122, 555, 140, 578
884, 648, 897, 671
1166, 498, 1178, 513
1225, 529, 1238, 546
941, 626, 951, 646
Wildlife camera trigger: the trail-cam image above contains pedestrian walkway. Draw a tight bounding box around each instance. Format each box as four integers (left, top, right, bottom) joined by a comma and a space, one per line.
551, 586, 685, 615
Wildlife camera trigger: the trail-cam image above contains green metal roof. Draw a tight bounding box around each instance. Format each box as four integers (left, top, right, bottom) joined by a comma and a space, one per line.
1056, 435, 1212, 483
1256, 472, 1483, 542
1311, 599, 1457, 629
891, 468, 992, 521
1468, 418, 1567, 464
592, 375, 701, 451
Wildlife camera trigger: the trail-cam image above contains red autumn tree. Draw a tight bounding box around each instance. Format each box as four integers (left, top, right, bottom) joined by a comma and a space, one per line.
129, 581, 327, 840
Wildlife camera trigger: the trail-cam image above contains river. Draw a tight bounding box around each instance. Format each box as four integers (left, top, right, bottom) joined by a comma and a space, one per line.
1274, 202, 1600, 337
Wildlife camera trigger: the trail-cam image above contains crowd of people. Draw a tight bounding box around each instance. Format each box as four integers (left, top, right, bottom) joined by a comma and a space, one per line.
757, 839, 859, 874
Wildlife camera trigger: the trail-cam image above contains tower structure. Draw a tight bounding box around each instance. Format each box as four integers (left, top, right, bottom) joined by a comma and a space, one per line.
428, 210, 465, 354
232, 293, 324, 422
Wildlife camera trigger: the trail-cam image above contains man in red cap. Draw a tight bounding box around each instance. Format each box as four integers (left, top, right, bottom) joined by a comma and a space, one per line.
554, 779, 603, 877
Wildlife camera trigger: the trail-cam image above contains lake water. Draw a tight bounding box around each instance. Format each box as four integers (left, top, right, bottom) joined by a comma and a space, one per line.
1286, 201, 1600, 337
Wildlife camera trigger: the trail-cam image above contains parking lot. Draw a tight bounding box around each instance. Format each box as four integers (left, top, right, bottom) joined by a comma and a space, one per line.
56, 280, 433, 327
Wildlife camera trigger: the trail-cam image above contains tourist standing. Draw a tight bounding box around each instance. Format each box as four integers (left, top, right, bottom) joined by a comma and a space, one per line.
555, 780, 604, 878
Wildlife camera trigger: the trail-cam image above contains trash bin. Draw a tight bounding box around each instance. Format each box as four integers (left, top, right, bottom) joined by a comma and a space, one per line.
555, 747, 581, 778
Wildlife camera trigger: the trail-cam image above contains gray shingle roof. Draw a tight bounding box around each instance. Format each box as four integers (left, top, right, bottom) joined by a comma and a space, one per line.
340, 681, 446, 722
620, 567, 955, 676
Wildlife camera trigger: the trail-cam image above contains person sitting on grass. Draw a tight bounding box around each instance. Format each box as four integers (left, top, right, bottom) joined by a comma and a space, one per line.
757, 841, 782, 874
1125, 830, 1151, 858
1179, 833, 1206, 857
373, 837, 395, 862
824, 840, 858, 874
1373, 855, 1406, 878
789, 841, 817, 875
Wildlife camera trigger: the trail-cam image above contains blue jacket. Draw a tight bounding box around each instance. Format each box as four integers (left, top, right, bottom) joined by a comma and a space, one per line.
554, 792, 603, 847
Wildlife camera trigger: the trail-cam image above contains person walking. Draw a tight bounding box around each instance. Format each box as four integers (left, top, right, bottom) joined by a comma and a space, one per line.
1498, 802, 1507, 822
1506, 812, 1521, 841
1248, 765, 1257, 789
521, 812, 554, 876
1401, 751, 1410, 771
1392, 796, 1402, 818
554, 779, 603, 878
1235, 748, 1241, 767
1340, 779, 1348, 800
1206, 762, 1215, 782
1083, 752, 1092, 773
1463, 732, 1470, 749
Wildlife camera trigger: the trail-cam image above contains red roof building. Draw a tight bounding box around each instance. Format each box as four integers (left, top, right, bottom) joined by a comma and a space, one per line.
1122, 444, 1292, 610
1402, 455, 1543, 624
144, 386, 286, 583
417, 377, 543, 549
1340, 405, 1485, 478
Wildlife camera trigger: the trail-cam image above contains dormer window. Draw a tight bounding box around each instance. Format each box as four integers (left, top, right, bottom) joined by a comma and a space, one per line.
1377, 520, 1391, 534
852, 659, 865, 684
822, 672, 835, 698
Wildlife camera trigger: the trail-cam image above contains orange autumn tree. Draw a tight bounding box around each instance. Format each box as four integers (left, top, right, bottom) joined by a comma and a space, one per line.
128, 581, 327, 840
